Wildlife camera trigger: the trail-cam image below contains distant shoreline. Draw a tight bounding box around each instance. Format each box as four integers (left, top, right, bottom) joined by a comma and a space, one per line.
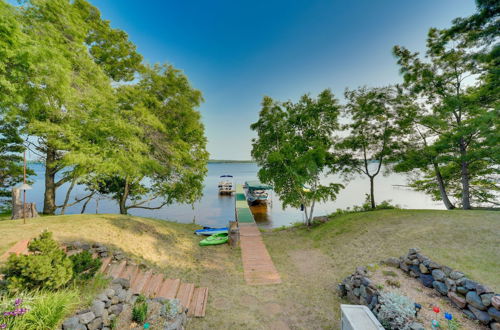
208, 160, 255, 163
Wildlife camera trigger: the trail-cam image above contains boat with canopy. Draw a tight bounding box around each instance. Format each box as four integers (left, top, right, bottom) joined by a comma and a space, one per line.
244, 180, 272, 205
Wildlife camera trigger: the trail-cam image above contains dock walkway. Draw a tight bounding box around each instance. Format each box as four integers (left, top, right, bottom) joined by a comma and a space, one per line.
235, 185, 281, 285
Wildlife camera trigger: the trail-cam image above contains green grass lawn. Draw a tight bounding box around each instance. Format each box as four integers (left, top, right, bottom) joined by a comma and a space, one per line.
0, 210, 498, 329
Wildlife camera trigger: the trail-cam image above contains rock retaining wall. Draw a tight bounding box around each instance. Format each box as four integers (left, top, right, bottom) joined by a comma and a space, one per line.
388, 248, 500, 329
61, 242, 188, 330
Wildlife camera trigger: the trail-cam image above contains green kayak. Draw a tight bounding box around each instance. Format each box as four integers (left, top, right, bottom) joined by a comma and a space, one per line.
199, 233, 229, 246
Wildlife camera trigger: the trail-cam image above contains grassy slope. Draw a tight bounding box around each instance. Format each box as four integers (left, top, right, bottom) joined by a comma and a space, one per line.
0, 210, 498, 329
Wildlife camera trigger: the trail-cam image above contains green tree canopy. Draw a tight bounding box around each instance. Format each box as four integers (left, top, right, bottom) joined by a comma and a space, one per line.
336, 86, 412, 209
251, 90, 343, 226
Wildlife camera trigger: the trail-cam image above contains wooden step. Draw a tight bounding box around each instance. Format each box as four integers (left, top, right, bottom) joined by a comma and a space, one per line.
188, 287, 208, 317
156, 278, 181, 299
119, 264, 139, 282
143, 273, 164, 298
98, 256, 112, 273
131, 270, 153, 295
0, 239, 30, 261
109, 260, 127, 278
176, 283, 195, 309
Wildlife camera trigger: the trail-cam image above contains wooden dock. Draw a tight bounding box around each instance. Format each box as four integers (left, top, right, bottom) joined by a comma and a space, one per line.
235, 185, 281, 285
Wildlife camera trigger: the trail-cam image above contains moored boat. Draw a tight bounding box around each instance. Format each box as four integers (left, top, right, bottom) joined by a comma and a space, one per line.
218, 175, 235, 194
244, 180, 272, 205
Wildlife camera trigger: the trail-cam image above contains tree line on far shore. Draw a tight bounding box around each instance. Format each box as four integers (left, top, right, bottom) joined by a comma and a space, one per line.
251, 0, 499, 225
0, 0, 208, 215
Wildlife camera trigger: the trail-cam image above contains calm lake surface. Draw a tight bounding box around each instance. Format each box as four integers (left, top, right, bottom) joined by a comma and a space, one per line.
27, 162, 443, 228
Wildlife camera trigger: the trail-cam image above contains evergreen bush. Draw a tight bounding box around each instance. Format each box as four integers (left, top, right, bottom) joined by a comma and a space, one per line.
70, 250, 102, 280
2, 231, 73, 292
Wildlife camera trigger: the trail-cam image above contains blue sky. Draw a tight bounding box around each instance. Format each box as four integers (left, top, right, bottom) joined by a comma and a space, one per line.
93, 0, 476, 160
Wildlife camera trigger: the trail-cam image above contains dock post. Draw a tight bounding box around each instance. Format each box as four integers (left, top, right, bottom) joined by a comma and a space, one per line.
228, 221, 239, 247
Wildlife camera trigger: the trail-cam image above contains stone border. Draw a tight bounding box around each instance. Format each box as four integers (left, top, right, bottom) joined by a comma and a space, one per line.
383, 248, 499, 329
338, 266, 424, 330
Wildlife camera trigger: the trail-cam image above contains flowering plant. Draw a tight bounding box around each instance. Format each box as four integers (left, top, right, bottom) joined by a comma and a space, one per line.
0, 297, 30, 329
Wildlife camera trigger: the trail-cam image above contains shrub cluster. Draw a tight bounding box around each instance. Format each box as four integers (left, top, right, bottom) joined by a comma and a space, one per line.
70, 250, 102, 280
1, 232, 102, 292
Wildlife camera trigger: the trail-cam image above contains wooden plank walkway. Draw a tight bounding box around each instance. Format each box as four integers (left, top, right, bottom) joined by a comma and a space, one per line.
0, 239, 30, 262
239, 223, 281, 285
101, 258, 208, 317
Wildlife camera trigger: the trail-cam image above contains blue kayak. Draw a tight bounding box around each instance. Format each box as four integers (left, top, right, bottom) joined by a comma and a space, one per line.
194, 227, 229, 236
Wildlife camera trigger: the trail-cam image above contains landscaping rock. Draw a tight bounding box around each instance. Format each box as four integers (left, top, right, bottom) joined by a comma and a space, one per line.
431, 269, 446, 282
489, 306, 500, 322
433, 281, 448, 295
467, 291, 487, 311
409, 247, 420, 254
456, 277, 467, 287
112, 277, 130, 289
104, 288, 115, 298
449, 292, 467, 308
427, 261, 441, 269
457, 286, 468, 295
87, 316, 103, 330
492, 296, 500, 310
91, 300, 105, 317
400, 262, 409, 272
62, 317, 84, 330
449, 271, 465, 280
419, 264, 429, 274
482, 293, 494, 307
491, 322, 500, 330
468, 305, 492, 325
442, 266, 452, 276
477, 284, 493, 295
445, 278, 456, 291
419, 274, 434, 288
462, 308, 477, 320
465, 279, 478, 291
78, 311, 95, 324
109, 303, 123, 315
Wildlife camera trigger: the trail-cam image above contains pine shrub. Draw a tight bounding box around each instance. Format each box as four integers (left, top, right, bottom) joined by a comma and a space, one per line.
70, 250, 102, 280
2, 231, 73, 292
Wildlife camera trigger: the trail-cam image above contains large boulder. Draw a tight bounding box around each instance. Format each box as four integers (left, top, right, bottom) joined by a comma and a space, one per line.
489, 306, 500, 323
492, 295, 500, 310
468, 305, 492, 325
448, 292, 467, 309
431, 269, 446, 282
420, 274, 434, 288
466, 291, 487, 311
449, 271, 465, 280
91, 300, 105, 317
78, 311, 96, 325
433, 281, 448, 295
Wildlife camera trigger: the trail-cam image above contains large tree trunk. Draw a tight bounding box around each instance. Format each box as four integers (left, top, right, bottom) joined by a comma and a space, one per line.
119, 177, 130, 214
369, 176, 376, 209
459, 139, 471, 210
432, 162, 455, 210
43, 148, 57, 214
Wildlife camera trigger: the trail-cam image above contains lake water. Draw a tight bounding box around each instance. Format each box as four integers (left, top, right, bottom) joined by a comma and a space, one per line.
26, 162, 443, 228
